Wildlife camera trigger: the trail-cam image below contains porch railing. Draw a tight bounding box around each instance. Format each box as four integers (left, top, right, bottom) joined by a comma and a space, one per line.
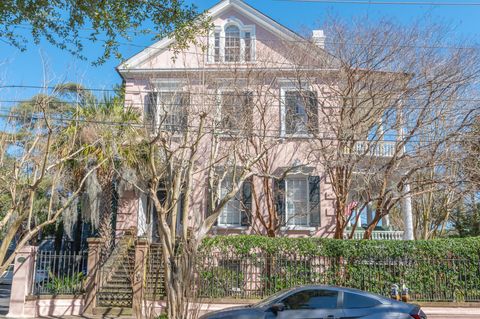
344, 141, 396, 157
344, 230, 405, 240
32, 250, 88, 295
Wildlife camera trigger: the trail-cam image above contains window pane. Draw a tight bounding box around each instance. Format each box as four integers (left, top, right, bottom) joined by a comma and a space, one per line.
343, 293, 381, 309
221, 91, 252, 131
158, 92, 188, 132
225, 25, 240, 62
285, 91, 311, 134
219, 177, 241, 226
214, 32, 220, 62
245, 32, 251, 62
283, 290, 338, 310
286, 178, 308, 226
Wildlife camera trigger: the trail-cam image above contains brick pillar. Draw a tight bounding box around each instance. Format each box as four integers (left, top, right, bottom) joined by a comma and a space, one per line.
133, 238, 149, 317
7, 245, 37, 318
83, 238, 102, 315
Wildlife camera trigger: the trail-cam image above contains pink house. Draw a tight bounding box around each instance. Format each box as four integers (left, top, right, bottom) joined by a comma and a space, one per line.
115, 0, 405, 241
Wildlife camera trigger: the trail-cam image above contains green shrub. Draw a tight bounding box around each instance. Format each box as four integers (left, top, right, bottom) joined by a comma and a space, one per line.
45, 271, 84, 295
197, 236, 480, 301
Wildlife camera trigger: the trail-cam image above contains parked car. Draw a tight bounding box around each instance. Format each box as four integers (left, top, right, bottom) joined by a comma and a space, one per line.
199, 285, 427, 319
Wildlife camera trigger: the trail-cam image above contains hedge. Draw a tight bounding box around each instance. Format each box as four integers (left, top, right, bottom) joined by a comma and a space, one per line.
196, 236, 480, 302
201, 235, 480, 259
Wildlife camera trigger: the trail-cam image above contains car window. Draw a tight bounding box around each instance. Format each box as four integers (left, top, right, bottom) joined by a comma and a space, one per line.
343, 292, 381, 309
282, 289, 338, 310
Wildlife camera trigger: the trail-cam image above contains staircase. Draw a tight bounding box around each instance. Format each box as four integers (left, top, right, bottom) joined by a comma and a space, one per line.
95, 235, 135, 315
145, 244, 165, 300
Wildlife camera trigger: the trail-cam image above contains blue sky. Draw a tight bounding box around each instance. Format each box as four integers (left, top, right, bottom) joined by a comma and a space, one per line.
0, 0, 479, 105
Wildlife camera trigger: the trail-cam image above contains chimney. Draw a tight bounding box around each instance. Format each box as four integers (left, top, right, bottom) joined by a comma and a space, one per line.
312, 29, 326, 49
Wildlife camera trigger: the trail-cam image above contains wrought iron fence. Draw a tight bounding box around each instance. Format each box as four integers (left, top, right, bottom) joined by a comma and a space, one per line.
32, 250, 88, 295
191, 252, 480, 302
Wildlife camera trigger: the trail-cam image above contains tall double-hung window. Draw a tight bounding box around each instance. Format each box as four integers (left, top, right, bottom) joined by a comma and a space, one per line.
283, 90, 318, 135
144, 91, 190, 133
274, 175, 321, 227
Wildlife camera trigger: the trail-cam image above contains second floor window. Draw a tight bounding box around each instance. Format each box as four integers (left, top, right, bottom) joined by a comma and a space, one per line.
145, 91, 189, 133
220, 91, 253, 131
284, 90, 318, 135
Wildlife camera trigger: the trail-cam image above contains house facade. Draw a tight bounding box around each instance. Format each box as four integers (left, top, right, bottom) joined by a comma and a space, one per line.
115, 0, 403, 240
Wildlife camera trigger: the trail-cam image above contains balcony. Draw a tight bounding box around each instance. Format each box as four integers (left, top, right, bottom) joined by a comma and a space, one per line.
344, 230, 404, 240
344, 141, 396, 157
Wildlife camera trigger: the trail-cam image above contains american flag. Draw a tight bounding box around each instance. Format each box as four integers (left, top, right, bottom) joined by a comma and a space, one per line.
345, 201, 358, 216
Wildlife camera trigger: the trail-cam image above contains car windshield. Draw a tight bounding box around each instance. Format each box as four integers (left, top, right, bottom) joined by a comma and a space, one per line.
255, 288, 292, 308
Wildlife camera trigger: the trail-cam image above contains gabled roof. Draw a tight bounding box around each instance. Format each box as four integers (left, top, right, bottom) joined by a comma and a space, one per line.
117, 0, 306, 72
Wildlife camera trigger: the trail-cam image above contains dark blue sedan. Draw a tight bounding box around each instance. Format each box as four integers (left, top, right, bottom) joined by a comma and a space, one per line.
200, 285, 427, 319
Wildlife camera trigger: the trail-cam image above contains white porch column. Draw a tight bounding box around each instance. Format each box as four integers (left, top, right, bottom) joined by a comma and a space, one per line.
366, 203, 373, 225
382, 214, 391, 229
402, 183, 414, 240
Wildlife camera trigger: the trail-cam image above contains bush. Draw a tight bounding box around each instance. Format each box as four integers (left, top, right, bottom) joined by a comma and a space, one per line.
197, 236, 480, 302
201, 235, 480, 259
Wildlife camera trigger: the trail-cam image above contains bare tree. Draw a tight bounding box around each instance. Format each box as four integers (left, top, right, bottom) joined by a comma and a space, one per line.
286, 17, 480, 239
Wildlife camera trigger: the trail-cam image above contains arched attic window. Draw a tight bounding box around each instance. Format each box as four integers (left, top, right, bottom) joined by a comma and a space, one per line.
211, 21, 255, 63
225, 25, 241, 62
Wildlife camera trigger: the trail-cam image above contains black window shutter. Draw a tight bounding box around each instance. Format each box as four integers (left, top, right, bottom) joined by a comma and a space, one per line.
243, 91, 253, 132
274, 178, 286, 226
241, 177, 252, 226
206, 178, 219, 226
180, 92, 190, 132
285, 92, 296, 134
145, 92, 158, 130
309, 176, 321, 227
307, 91, 319, 134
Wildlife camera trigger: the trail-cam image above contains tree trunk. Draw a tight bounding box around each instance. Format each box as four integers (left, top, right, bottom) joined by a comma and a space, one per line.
334, 199, 347, 239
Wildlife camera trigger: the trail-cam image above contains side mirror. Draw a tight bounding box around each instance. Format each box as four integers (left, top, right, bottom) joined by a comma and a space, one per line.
271, 303, 285, 314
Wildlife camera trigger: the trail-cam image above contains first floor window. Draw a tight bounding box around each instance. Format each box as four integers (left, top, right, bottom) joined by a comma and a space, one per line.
275, 175, 321, 227
286, 177, 309, 226
214, 177, 252, 227
218, 178, 242, 226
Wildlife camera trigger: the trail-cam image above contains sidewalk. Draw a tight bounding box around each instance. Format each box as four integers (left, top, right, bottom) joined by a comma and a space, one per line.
423, 307, 480, 319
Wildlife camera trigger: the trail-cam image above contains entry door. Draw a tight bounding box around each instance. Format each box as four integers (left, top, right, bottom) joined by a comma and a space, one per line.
277, 289, 344, 319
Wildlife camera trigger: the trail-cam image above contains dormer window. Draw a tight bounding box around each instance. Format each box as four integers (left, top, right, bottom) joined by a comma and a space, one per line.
210, 20, 255, 63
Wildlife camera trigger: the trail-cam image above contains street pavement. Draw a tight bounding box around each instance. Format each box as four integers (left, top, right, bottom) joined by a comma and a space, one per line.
0, 286, 478, 319
423, 307, 480, 319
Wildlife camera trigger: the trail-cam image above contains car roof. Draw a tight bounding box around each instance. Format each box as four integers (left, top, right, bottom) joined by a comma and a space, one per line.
288, 285, 391, 303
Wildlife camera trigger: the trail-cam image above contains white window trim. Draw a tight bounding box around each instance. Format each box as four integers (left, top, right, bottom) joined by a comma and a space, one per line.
208, 17, 256, 64
279, 173, 319, 230
279, 82, 316, 138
